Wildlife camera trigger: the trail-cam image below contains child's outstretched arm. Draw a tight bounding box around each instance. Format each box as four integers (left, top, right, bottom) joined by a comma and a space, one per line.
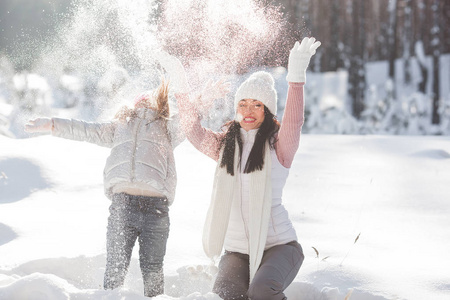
25, 117, 116, 148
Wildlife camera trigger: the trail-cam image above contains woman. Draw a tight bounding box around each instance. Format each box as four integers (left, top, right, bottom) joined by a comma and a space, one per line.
25, 79, 183, 297
171, 37, 321, 299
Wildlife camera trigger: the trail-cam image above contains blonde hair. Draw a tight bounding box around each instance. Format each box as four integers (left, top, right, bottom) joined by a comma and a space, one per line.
115, 78, 170, 122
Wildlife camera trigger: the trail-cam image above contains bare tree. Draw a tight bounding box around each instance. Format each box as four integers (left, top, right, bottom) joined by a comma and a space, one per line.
328, 0, 341, 71
388, 0, 399, 82
414, 0, 428, 94
430, 0, 442, 124
402, 0, 413, 85
348, 0, 366, 118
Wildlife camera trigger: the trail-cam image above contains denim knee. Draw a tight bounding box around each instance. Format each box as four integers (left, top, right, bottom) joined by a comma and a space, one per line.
247, 277, 284, 300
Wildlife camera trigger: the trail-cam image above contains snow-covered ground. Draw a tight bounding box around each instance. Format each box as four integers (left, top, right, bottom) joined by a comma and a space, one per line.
0, 133, 449, 300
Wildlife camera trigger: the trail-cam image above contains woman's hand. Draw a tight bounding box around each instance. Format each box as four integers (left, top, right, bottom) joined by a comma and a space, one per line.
286, 37, 321, 83
24, 118, 53, 133
198, 78, 231, 114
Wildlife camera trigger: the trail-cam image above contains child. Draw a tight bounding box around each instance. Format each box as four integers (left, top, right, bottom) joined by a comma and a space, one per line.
25, 79, 183, 297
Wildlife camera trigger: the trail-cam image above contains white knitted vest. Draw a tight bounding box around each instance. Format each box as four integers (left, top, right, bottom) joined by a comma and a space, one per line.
202, 140, 272, 282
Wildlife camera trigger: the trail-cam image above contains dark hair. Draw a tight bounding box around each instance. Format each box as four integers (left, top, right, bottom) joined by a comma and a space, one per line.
219, 106, 280, 175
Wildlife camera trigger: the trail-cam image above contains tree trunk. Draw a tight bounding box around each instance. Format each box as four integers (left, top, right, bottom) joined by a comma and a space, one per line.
403, 0, 413, 85
388, 0, 399, 80
431, 0, 441, 124
348, 0, 366, 118
328, 0, 340, 71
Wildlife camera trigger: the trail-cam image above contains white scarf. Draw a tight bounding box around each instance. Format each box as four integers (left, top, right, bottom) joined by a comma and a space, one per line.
202, 140, 272, 282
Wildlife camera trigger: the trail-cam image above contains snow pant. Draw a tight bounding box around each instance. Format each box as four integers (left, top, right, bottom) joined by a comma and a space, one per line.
104, 193, 170, 297
213, 241, 304, 300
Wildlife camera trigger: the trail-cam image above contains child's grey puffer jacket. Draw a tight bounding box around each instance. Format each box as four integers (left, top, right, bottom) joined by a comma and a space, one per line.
51, 108, 184, 205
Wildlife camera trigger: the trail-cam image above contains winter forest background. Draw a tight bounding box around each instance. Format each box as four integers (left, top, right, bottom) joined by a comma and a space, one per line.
0, 1, 449, 299
0, 0, 449, 137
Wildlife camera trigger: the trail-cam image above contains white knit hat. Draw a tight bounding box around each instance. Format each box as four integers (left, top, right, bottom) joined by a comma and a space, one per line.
234, 71, 277, 115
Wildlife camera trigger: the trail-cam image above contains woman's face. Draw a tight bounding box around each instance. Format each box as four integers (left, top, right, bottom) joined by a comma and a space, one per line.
236, 99, 265, 131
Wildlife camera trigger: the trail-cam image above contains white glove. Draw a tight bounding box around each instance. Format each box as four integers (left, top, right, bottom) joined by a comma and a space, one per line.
154, 50, 190, 93
198, 78, 231, 114
24, 118, 53, 133
286, 37, 321, 83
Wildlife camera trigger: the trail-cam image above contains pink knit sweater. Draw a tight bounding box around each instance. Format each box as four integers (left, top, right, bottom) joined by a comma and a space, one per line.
176, 82, 305, 168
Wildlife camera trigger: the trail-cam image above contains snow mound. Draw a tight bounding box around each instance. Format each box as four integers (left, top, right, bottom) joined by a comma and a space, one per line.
409, 149, 450, 159
0, 157, 53, 203
0, 223, 17, 247
0, 273, 74, 300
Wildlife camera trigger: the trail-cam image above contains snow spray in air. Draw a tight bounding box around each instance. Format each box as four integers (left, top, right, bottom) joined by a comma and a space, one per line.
36, 0, 289, 119
158, 0, 288, 83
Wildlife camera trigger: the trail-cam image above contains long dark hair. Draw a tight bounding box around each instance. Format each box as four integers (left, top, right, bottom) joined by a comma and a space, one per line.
219, 106, 280, 175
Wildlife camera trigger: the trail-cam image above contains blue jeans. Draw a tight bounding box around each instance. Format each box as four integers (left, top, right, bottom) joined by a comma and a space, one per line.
104, 193, 170, 297
213, 241, 304, 300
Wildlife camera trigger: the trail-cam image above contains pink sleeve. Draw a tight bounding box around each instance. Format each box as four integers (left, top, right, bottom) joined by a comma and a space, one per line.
176, 93, 223, 161
275, 82, 305, 168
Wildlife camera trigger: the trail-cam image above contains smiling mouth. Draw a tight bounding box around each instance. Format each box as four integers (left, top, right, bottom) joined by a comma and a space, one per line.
243, 117, 256, 123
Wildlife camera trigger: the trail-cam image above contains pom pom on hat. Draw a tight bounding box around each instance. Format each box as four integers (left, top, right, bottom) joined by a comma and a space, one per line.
234, 71, 277, 115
